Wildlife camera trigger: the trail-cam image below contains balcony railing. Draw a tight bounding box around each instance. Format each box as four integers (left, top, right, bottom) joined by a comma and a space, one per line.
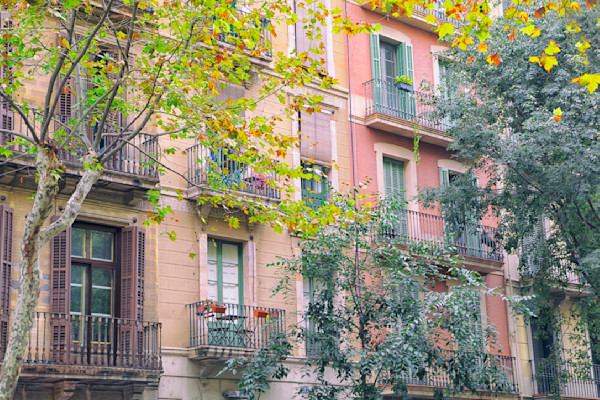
532, 358, 600, 398
186, 143, 281, 200
188, 301, 286, 350
0, 107, 159, 178
391, 353, 518, 392
364, 79, 451, 132
301, 189, 328, 212
215, 9, 272, 58
377, 208, 504, 262
19, 312, 161, 370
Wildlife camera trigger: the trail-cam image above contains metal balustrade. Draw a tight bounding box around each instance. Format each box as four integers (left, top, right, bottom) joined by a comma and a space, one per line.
364, 79, 452, 132
188, 301, 286, 350
382, 353, 518, 392
186, 143, 281, 199
377, 208, 503, 262
215, 9, 272, 58
0, 107, 159, 178
301, 188, 328, 212
532, 358, 600, 398
20, 312, 161, 370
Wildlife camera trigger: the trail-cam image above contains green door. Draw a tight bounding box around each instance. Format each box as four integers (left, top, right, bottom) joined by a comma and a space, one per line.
207, 240, 246, 347
383, 158, 408, 240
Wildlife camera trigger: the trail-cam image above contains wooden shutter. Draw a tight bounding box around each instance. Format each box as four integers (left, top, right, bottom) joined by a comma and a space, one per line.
0, 205, 12, 357
299, 111, 331, 164
50, 218, 71, 364
120, 226, 145, 367
383, 158, 405, 200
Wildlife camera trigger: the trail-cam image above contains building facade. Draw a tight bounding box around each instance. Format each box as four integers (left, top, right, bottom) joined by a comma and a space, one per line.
0, 1, 596, 400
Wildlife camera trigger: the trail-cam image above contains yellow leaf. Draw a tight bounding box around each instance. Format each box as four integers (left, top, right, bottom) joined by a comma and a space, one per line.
553, 107, 563, 116
545, 40, 561, 55
477, 43, 488, 52
60, 38, 70, 49
540, 53, 558, 72
425, 13, 437, 25
436, 23, 455, 39
529, 56, 540, 63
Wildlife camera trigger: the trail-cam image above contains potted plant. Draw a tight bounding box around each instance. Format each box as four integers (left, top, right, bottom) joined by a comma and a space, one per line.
254, 309, 270, 318
394, 75, 414, 92
211, 304, 227, 314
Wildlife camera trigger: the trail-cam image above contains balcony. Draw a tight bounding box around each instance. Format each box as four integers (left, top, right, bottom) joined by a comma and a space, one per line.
359, 0, 459, 32
532, 358, 600, 398
363, 79, 452, 146
388, 353, 519, 393
186, 144, 281, 200
377, 208, 504, 263
187, 301, 286, 358
215, 9, 272, 59
0, 109, 159, 181
14, 312, 161, 382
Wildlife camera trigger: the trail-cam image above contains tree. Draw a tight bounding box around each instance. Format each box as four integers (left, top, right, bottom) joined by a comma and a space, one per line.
0, 0, 361, 397
421, 2, 600, 390
227, 195, 518, 400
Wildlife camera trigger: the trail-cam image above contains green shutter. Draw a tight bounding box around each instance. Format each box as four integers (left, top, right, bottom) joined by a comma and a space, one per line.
439, 167, 450, 187
397, 42, 414, 81
383, 158, 406, 201
370, 33, 381, 80
370, 34, 382, 112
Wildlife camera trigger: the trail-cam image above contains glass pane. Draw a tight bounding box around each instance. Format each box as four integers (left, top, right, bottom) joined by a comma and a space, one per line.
71, 265, 84, 285
222, 243, 239, 265
71, 228, 85, 258
70, 285, 83, 315
91, 268, 113, 316
91, 287, 112, 316
222, 283, 239, 304
207, 281, 218, 301
207, 240, 217, 261
93, 267, 112, 288
91, 230, 114, 261
222, 261, 239, 285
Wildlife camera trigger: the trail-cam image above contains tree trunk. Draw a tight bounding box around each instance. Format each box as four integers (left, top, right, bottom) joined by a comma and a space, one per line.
0, 147, 63, 399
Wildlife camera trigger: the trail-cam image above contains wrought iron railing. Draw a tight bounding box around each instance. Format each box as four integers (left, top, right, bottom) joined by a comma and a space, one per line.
20, 312, 161, 370
0, 108, 159, 178
377, 208, 504, 262
382, 353, 518, 392
188, 301, 286, 350
186, 143, 281, 199
532, 358, 600, 398
413, 2, 457, 24
215, 9, 272, 58
301, 188, 328, 212
363, 79, 451, 132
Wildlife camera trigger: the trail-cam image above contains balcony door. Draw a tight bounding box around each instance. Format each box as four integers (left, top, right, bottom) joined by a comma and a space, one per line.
70, 226, 117, 363
207, 239, 245, 347
383, 157, 408, 239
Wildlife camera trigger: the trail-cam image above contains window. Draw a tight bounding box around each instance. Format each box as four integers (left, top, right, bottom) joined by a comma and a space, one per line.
383, 157, 408, 238
50, 223, 146, 366
299, 110, 332, 210
531, 318, 557, 395
0, 14, 13, 137
70, 226, 117, 343
369, 33, 416, 119
439, 167, 484, 257
207, 239, 243, 305
301, 162, 329, 212
303, 276, 322, 357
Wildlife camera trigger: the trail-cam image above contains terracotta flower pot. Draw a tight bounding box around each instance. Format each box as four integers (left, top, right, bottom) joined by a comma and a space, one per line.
211, 305, 227, 314
254, 309, 269, 318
